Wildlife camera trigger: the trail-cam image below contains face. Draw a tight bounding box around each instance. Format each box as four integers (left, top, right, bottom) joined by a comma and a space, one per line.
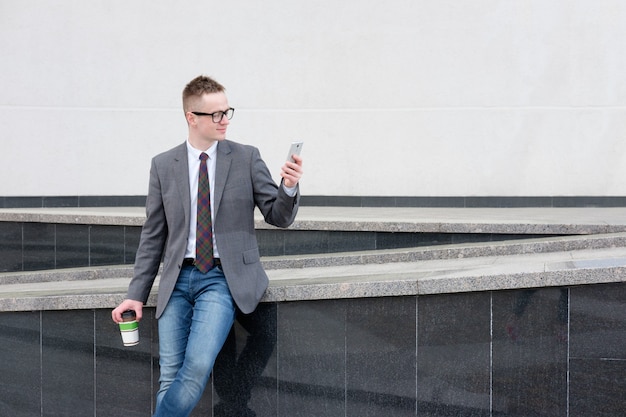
186, 92, 230, 148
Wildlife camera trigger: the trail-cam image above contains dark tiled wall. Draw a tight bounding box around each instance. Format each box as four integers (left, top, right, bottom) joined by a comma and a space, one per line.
0, 282, 624, 416
2, 195, 626, 208
0, 196, 147, 208
0, 222, 142, 272
492, 288, 569, 415
0, 221, 550, 273
302, 195, 626, 207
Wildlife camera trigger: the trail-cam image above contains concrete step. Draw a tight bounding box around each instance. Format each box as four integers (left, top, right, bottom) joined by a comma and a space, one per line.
2, 232, 626, 286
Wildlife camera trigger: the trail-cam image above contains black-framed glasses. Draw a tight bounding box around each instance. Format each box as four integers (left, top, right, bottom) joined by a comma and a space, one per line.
191, 108, 235, 123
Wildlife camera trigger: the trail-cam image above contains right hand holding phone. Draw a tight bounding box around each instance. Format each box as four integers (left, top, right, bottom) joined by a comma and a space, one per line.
281, 154, 303, 188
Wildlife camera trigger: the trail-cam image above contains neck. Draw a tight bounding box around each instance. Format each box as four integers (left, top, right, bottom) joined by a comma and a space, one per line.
188, 136, 218, 152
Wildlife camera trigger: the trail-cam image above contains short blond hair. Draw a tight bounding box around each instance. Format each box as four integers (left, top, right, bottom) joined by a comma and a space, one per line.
182, 75, 225, 113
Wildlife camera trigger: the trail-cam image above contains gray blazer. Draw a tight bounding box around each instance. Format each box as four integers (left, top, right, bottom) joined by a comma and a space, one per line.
127, 140, 299, 317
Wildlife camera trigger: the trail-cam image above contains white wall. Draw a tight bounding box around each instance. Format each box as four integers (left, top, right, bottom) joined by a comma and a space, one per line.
1, 0, 625, 197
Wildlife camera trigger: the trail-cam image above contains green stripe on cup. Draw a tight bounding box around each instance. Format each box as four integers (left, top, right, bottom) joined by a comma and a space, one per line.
119, 322, 138, 331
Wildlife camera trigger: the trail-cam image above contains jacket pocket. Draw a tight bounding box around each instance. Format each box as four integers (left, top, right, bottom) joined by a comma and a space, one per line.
242, 248, 260, 265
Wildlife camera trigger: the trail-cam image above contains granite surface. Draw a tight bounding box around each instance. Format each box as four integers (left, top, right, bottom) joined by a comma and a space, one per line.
1, 207, 626, 312
3, 284, 623, 416
2, 207, 624, 417
1, 238, 626, 312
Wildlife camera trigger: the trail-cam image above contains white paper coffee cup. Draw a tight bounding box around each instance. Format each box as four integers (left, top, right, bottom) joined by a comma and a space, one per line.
119, 310, 139, 346
119, 320, 139, 346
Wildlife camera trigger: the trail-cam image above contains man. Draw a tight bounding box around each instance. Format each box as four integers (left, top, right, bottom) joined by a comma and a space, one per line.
112, 75, 303, 417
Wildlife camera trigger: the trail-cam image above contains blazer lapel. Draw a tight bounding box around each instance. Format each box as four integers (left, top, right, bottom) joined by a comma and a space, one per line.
214, 140, 232, 220
172, 143, 191, 227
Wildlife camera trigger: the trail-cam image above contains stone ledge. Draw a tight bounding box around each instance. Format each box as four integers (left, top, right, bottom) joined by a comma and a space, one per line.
3, 232, 625, 285
3, 206, 626, 234
1, 243, 625, 312
2, 207, 626, 312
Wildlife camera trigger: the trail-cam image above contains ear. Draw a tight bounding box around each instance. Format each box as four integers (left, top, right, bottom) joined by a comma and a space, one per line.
185, 111, 196, 127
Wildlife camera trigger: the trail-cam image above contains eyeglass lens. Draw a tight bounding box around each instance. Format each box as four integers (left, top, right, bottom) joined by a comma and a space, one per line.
213, 108, 234, 122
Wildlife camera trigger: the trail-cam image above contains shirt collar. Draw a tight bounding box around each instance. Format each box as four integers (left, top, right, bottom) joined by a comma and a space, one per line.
186, 140, 218, 161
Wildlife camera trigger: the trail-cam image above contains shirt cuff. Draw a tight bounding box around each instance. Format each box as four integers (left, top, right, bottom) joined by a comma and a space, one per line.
282, 183, 297, 197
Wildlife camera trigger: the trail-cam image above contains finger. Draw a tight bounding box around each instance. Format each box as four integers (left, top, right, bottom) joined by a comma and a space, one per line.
112, 306, 124, 323
281, 169, 299, 182
291, 154, 303, 165
134, 305, 143, 322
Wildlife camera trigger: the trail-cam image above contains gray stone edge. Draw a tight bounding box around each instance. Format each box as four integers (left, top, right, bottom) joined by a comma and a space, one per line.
3, 208, 626, 235
2, 230, 626, 312
1, 264, 624, 312
2, 232, 619, 285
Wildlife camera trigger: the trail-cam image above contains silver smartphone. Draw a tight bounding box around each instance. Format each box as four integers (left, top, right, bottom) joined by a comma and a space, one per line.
286, 141, 304, 162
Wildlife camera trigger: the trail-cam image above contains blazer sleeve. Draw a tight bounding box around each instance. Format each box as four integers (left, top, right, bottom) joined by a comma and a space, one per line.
126, 158, 168, 303
251, 146, 300, 228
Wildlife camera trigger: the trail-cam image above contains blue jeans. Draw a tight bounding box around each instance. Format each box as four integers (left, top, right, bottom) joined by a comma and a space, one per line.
153, 265, 236, 417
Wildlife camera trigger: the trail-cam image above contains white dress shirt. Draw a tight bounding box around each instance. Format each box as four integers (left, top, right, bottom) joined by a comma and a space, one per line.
184, 140, 220, 259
